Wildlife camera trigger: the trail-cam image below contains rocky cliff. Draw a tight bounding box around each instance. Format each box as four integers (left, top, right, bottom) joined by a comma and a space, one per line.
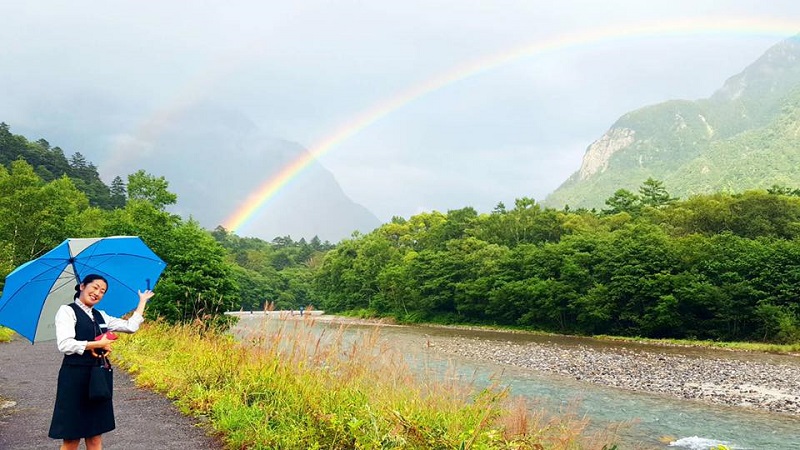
545, 34, 800, 210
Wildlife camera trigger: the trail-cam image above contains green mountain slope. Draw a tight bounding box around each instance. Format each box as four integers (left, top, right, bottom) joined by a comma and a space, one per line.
545, 34, 800, 209
0, 123, 119, 208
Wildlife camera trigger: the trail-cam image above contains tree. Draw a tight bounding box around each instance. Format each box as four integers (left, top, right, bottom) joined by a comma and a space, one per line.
146, 220, 239, 324
100, 205, 238, 325
602, 189, 641, 215
126, 170, 177, 210
767, 184, 800, 197
68, 152, 87, 171
0, 161, 89, 266
754, 303, 799, 343
638, 178, 677, 208
109, 176, 126, 209
271, 235, 294, 248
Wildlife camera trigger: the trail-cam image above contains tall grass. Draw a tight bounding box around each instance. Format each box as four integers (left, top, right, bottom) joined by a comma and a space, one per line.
113, 318, 625, 449
0, 326, 14, 342
595, 335, 800, 354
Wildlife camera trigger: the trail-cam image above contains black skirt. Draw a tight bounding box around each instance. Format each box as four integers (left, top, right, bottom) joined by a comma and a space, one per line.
48, 363, 115, 439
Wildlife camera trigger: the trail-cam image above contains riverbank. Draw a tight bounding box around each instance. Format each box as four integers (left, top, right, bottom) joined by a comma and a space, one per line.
426, 334, 800, 416
113, 321, 620, 450
234, 313, 800, 417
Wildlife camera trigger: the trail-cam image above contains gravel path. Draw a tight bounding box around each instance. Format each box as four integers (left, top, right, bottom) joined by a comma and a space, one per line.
427, 335, 800, 416
0, 337, 222, 450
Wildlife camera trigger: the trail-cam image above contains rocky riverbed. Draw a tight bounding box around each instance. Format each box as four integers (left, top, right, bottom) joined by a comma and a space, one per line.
231, 312, 800, 417
425, 335, 800, 416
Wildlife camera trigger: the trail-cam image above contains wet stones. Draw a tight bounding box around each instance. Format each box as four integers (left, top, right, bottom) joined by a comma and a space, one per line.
428, 336, 800, 415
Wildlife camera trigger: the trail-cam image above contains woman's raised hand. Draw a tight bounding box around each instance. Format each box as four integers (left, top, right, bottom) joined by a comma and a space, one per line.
138, 289, 155, 302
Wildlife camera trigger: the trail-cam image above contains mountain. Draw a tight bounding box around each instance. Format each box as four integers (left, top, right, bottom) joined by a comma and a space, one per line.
544, 34, 800, 209
0, 123, 121, 209
102, 104, 381, 243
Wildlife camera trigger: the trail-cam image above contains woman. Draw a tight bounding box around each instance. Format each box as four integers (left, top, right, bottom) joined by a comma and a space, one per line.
48, 273, 155, 450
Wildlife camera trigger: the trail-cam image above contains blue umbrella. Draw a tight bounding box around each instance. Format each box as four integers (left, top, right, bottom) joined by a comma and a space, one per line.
0, 236, 167, 343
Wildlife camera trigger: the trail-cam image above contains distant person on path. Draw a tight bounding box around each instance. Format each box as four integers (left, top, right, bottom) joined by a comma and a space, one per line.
48, 273, 155, 450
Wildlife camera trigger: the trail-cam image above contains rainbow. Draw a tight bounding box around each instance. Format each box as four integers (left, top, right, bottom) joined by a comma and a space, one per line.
217, 17, 800, 233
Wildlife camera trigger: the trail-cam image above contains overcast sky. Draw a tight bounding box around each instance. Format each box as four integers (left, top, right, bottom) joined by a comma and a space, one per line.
3, 1, 800, 223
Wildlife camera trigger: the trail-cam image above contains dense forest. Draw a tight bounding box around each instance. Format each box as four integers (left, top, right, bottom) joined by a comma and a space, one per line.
314, 180, 800, 344
1, 123, 798, 343
0, 123, 320, 326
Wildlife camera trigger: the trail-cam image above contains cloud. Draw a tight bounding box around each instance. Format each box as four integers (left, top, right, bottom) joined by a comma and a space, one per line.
2, 0, 800, 233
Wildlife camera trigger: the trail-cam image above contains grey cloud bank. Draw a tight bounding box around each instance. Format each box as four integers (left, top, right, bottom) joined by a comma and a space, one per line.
2, 1, 800, 225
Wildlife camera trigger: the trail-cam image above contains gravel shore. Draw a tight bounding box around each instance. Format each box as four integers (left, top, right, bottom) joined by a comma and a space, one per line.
425, 334, 800, 416
232, 313, 800, 417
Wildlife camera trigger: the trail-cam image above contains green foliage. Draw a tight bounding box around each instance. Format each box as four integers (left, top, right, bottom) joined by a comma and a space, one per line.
126, 169, 177, 210
602, 189, 641, 216
0, 326, 15, 342
212, 228, 329, 312
0, 161, 90, 267
314, 188, 800, 344
545, 48, 800, 211
109, 175, 127, 209
0, 123, 117, 208
638, 177, 677, 208
113, 321, 615, 450
3, 123, 800, 346
0, 145, 242, 328
147, 220, 239, 324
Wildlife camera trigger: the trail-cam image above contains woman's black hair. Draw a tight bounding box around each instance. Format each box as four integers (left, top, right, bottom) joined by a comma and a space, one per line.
73, 274, 109, 300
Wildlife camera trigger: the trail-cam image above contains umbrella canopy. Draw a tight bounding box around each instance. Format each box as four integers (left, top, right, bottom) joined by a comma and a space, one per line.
0, 236, 166, 343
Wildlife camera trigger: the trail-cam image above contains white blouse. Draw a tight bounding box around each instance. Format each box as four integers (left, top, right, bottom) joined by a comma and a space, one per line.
54, 300, 144, 355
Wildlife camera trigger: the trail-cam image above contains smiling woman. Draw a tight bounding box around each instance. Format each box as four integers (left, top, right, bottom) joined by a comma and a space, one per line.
48, 274, 155, 450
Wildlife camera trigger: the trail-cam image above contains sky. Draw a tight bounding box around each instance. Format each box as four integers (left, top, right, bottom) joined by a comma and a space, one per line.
3, 1, 800, 225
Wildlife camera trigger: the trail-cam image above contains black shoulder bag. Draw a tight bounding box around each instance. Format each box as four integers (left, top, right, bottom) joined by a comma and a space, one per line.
88, 355, 113, 401
89, 315, 114, 401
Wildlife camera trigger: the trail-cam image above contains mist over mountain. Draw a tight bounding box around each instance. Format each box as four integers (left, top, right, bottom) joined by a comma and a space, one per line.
110, 104, 381, 242
545, 34, 800, 209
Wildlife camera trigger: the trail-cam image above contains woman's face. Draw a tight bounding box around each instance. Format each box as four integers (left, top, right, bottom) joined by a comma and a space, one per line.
79, 279, 108, 308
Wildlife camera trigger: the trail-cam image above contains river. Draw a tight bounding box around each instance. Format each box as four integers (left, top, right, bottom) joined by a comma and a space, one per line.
230, 313, 800, 450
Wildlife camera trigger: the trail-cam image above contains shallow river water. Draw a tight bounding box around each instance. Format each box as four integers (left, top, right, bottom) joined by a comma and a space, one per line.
231, 313, 800, 450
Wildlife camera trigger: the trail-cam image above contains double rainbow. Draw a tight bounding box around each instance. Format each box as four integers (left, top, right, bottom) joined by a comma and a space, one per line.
196, 18, 800, 234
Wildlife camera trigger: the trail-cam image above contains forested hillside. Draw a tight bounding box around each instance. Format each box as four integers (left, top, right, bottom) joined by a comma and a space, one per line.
0, 122, 124, 209
315, 181, 800, 344
3, 125, 799, 346
0, 126, 321, 325
545, 34, 800, 209
210, 229, 333, 312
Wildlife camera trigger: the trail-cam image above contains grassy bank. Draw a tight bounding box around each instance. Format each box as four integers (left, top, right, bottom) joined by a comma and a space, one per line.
344, 312, 800, 355
592, 335, 800, 355
113, 319, 624, 450
0, 327, 15, 343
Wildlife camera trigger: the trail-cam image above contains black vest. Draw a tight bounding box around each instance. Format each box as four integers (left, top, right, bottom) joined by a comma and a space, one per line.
63, 303, 106, 366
